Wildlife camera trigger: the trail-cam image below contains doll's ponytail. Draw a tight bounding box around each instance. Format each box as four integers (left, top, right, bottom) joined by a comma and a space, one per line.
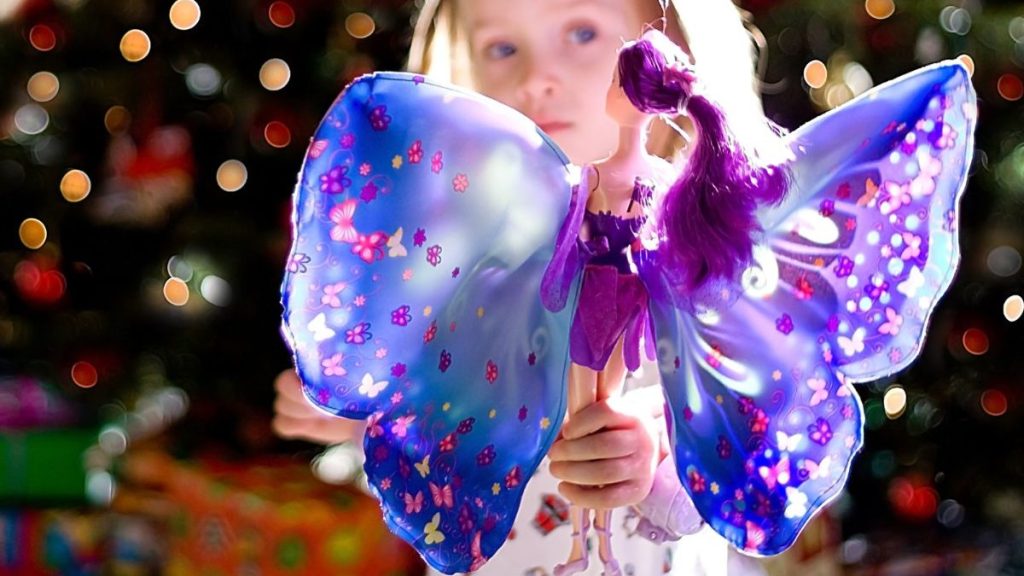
619, 32, 789, 294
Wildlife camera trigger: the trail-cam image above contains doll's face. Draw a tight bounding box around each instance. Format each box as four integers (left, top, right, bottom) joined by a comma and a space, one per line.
457, 0, 661, 164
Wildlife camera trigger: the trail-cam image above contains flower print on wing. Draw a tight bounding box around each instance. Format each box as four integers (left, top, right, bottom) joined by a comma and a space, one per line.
453, 173, 469, 193
391, 363, 407, 378
413, 228, 427, 247
345, 321, 372, 345
407, 140, 424, 164
456, 417, 475, 435
716, 436, 732, 459
423, 320, 438, 344
819, 199, 835, 217
369, 105, 391, 131
737, 396, 754, 415
776, 314, 794, 335
352, 232, 388, 263
795, 275, 814, 300
505, 466, 521, 489
329, 200, 359, 243
687, 467, 706, 493
321, 353, 346, 377
439, 433, 457, 453
321, 282, 346, 307
339, 133, 355, 149
439, 349, 452, 372
476, 445, 496, 466
431, 151, 443, 174
485, 360, 498, 383
457, 505, 475, 534
360, 182, 379, 203
749, 409, 770, 434
359, 162, 372, 176
320, 165, 352, 195
426, 244, 442, 267
366, 412, 384, 438
391, 305, 412, 326
287, 252, 310, 273
808, 418, 834, 446
833, 255, 854, 278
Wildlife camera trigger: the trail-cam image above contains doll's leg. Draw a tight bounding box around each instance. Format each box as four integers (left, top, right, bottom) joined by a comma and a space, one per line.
555, 363, 599, 575
592, 508, 621, 576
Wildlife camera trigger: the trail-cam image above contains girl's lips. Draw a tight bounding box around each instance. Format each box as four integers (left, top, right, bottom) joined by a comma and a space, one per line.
538, 121, 572, 134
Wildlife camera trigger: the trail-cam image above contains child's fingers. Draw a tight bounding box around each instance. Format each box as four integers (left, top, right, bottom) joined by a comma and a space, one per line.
561, 398, 633, 440
274, 394, 320, 419
274, 369, 306, 401
548, 455, 639, 486
547, 430, 635, 462
272, 413, 316, 439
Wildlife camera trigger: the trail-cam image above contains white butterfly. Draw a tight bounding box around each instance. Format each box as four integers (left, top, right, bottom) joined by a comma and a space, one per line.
784, 487, 809, 519
387, 227, 408, 258
898, 266, 925, 298
804, 456, 833, 480
308, 313, 336, 342
837, 328, 866, 357
358, 372, 388, 398
776, 431, 804, 452
806, 378, 829, 407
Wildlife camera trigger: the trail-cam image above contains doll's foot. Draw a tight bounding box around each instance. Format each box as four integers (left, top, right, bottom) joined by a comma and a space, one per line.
592, 524, 621, 576
553, 551, 589, 576
554, 510, 591, 576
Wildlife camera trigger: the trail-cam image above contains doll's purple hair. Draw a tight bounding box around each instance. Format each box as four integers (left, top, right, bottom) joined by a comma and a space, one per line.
618, 31, 789, 293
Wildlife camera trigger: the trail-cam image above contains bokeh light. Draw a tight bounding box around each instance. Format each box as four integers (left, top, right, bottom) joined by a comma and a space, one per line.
803, 60, 828, 89
1011, 17, 1024, 43
940, 7, 971, 36
71, 361, 98, 388
269, 1, 296, 28
120, 29, 151, 62
962, 328, 989, 356
14, 103, 49, 135
997, 74, 1023, 102
163, 277, 190, 306
169, 0, 201, 31
1005, 295, 1023, 322
167, 255, 194, 282
185, 63, 222, 97
884, 385, 907, 419
200, 275, 231, 307
980, 389, 1008, 417
259, 58, 291, 91
264, 120, 291, 148
216, 159, 248, 192
104, 105, 131, 134
29, 24, 57, 52
60, 169, 92, 202
986, 245, 1021, 277
345, 12, 375, 39
956, 54, 975, 78
19, 218, 47, 249
937, 499, 965, 528
27, 71, 60, 102
865, 0, 895, 21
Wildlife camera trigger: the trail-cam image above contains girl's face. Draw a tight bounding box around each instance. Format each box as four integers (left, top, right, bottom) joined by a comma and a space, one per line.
457, 0, 660, 164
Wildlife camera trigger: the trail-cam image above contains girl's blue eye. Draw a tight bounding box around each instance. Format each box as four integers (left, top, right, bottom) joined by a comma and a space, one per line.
486, 42, 517, 60
570, 26, 597, 44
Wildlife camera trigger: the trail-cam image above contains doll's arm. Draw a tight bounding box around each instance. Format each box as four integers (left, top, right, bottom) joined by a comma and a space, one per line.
540, 166, 597, 312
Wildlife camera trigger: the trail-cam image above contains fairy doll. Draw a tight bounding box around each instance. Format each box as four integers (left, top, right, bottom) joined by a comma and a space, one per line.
281, 29, 975, 576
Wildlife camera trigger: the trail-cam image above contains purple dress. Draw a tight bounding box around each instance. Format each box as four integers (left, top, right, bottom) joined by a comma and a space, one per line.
568, 179, 656, 372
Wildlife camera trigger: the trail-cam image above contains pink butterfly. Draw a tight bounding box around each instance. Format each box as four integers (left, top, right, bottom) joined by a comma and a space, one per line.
352, 232, 388, 264
329, 200, 358, 243
879, 306, 904, 336
404, 491, 424, 514
367, 412, 384, 438
469, 531, 487, 572
758, 455, 791, 490
881, 181, 912, 215
804, 455, 833, 480
308, 139, 328, 159
321, 353, 346, 377
744, 521, 766, 552
429, 482, 454, 509
900, 233, 922, 260
321, 282, 346, 308
391, 414, 416, 438
806, 377, 828, 407
345, 322, 372, 345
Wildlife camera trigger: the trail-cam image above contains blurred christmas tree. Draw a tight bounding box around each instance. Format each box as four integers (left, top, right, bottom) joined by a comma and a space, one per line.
0, 0, 1022, 567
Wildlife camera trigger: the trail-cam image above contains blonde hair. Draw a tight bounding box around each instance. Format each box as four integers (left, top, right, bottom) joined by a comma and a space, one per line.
407, 0, 783, 163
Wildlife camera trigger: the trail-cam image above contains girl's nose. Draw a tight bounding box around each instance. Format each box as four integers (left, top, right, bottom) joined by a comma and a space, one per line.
516, 55, 560, 104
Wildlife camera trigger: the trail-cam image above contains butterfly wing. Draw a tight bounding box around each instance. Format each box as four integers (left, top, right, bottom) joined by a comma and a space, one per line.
646, 61, 974, 555
280, 72, 578, 573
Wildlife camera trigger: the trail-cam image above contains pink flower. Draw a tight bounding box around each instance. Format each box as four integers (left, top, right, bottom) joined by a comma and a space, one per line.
359, 162, 372, 176
431, 151, 443, 174
485, 360, 498, 383
453, 173, 469, 193
408, 140, 424, 164
353, 294, 366, 307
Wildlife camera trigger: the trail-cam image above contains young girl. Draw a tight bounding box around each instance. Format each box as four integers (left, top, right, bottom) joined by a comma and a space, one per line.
277, 0, 778, 573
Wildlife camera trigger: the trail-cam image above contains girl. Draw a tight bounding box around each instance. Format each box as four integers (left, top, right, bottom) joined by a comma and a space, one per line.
277, 0, 778, 573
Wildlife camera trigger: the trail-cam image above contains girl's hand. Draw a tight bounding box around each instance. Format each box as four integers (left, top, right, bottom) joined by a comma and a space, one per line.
547, 392, 664, 509
272, 369, 365, 445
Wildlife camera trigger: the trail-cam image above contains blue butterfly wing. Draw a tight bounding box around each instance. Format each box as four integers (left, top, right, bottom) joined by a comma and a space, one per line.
648, 61, 974, 555
280, 72, 578, 574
